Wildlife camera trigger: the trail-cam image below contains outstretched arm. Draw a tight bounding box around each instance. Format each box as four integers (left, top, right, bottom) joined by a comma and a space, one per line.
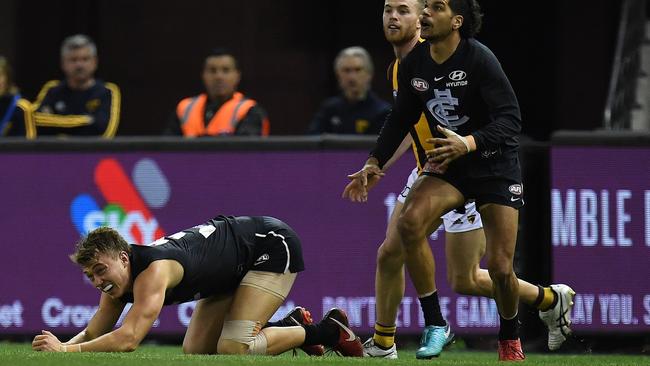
33, 261, 178, 352
381, 133, 414, 172
32, 293, 125, 352
342, 134, 413, 202
78, 263, 170, 352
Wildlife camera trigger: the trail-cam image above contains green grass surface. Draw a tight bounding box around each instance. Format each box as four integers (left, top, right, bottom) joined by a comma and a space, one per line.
1, 343, 647, 366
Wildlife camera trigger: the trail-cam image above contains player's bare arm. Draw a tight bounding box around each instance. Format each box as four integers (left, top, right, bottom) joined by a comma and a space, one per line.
343, 135, 413, 202
80, 260, 181, 352
347, 157, 385, 186
73, 292, 127, 343
85, 260, 182, 352
32, 294, 126, 352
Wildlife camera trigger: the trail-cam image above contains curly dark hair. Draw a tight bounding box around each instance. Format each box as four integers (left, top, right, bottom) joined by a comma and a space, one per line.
70, 227, 130, 267
449, 0, 483, 38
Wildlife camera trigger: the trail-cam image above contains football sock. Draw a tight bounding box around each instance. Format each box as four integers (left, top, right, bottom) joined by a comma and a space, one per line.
302, 322, 339, 347
419, 291, 446, 326
372, 323, 396, 349
534, 285, 558, 311
498, 312, 520, 341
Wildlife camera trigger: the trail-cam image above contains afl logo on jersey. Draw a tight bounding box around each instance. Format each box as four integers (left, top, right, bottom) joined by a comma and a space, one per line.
449, 70, 467, 81
411, 78, 429, 91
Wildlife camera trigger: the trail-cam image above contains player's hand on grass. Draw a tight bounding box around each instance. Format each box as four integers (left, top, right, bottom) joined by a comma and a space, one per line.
32, 330, 63, 352
426, 126, 476, 171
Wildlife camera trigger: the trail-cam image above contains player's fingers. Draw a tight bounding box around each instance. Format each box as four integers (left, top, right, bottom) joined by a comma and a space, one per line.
370, 168, 386, 177
434, 138, 452, 146
347, 189, 358, 202
347, 171, 362, 179
33, 336, 48, 343
429, 152, 446, 162
429, 146, 449, 156
342, 183, 354, 198
436, 125, 453, 136
32, 339, 45, 348
439, 158, 452, 171
425, 137, 446, 144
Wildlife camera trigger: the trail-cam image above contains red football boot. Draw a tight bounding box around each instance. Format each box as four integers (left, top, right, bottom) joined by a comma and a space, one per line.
498, 339, 526, 361
321, 308, 363, 357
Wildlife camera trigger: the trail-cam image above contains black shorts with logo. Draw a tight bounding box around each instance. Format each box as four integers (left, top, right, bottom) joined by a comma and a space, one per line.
228, 216, 305, 275
422, 157, 524, 209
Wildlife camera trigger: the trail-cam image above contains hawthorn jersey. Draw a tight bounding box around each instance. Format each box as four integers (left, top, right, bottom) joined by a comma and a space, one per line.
119, 215, 304, 305
388, 39, 431, 171
373, 38, 522, 179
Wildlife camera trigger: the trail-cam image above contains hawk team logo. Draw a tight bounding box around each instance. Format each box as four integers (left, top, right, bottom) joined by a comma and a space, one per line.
70, 158, 169, 244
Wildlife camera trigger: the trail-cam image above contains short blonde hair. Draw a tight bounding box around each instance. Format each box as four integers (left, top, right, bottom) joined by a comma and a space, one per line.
70, 227, 130, 267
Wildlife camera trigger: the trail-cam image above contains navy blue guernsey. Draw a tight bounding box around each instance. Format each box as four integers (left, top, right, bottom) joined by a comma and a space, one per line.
34, 80, 120, 137
371, 38, 521, 178
119, 216, 261, 305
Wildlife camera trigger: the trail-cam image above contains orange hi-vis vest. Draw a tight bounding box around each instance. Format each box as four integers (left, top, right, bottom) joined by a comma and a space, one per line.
176, 92, 268, 137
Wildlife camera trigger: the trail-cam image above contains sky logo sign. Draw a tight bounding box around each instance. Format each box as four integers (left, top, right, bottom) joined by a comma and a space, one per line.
70, 158, 169, 244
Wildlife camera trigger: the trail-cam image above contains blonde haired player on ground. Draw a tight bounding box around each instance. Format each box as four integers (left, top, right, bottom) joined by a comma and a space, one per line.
33, 215, 363, 357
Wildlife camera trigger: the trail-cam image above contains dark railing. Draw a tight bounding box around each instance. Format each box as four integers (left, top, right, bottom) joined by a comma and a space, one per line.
603, 0, 647, 129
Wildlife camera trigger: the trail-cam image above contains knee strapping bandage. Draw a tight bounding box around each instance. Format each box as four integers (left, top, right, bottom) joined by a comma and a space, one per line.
220, 320, 268, 355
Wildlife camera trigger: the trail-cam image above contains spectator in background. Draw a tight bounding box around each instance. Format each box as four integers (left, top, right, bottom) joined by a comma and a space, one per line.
166, 48, 270, 137
0, 56, 35, 139
32, 34, 121, 138
307, 46, 390, 135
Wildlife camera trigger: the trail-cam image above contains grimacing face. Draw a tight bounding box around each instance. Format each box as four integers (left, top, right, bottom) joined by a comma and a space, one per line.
336, 55, 371, 101
420, 0, 461, 42
61, 46, 97, 85
82, 251, 131, 299
383, 0, 422, 45
202, 55, 241, 100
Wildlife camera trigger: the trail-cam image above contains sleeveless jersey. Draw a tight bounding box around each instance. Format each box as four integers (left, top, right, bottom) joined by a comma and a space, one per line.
119, 215, 302, 304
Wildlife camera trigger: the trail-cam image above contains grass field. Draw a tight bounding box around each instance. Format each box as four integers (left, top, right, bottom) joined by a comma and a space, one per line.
1, 343, 647, 366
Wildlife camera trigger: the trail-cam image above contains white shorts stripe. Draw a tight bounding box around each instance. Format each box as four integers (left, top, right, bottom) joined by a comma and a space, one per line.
255, 231, 290, 273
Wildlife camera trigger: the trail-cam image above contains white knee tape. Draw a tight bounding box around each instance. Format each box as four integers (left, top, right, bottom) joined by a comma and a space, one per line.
220, 320, 267, 355
221, 320, 258, 344
248, 330, 268, 355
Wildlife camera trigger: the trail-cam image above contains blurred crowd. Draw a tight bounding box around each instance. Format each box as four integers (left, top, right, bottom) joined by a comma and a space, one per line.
1, 34, 390, 139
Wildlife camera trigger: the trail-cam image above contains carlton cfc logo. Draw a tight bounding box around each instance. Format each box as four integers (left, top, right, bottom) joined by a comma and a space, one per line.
70, 158, 169, 244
